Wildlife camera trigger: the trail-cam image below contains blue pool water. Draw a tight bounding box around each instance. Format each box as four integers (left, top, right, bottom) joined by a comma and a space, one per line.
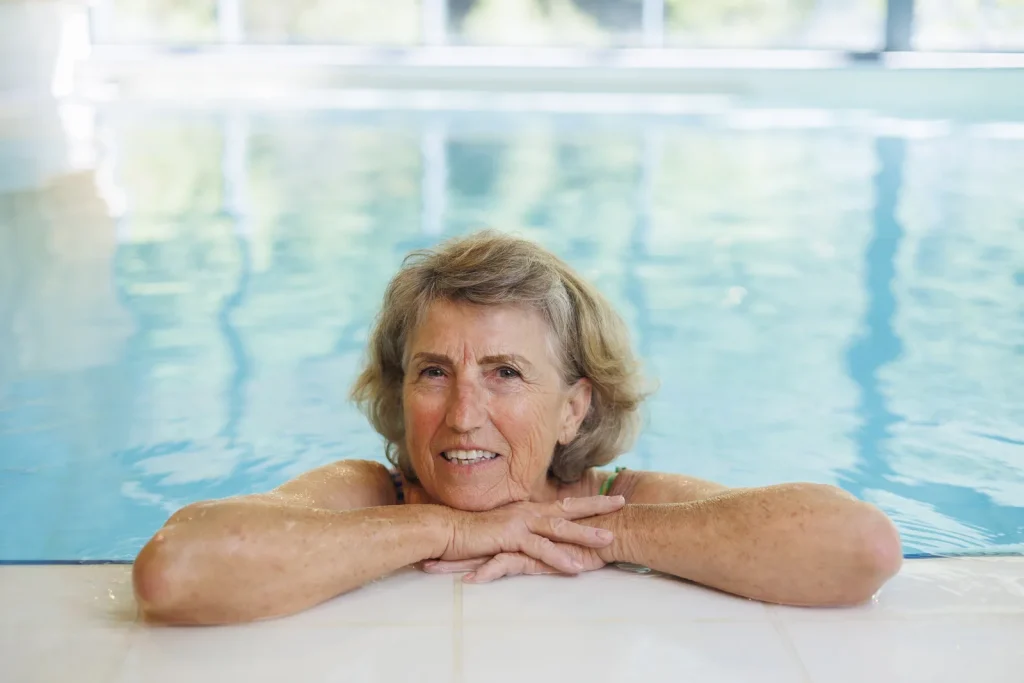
1, 105, 1022, 561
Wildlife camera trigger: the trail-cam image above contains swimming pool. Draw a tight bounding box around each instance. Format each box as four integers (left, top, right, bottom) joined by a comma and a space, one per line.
1, 102, 1022, 561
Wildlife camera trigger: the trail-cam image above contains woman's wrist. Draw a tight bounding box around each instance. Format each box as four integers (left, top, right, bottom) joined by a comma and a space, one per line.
584, 505, 637, 565
411, 504, 456, 560
599, 504, 698, 573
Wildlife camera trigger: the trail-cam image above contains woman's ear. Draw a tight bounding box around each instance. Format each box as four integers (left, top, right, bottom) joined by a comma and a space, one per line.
559, 378, 592, 445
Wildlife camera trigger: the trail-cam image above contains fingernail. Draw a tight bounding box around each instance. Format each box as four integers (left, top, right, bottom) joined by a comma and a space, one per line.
572, 560, 584, 570
464, 572, 476, 581
596, 529, 613, 541
614, 495, 625, 503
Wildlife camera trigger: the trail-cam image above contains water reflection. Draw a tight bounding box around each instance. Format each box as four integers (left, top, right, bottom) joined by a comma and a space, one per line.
216, 236, 251, 445
0, 107, 1022, 560
843, 136, 908, 523
842, 137, 1018, 555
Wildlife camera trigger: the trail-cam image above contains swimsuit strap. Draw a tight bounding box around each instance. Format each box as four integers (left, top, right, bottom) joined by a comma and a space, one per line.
599, 466, 626, 496
390, 469, 405, 504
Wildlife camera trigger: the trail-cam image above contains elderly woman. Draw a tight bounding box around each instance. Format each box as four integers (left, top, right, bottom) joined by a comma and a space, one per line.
133, 231, 903, 625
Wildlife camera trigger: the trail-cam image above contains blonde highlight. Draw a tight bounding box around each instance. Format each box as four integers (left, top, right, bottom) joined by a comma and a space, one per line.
350, 230, 649, 484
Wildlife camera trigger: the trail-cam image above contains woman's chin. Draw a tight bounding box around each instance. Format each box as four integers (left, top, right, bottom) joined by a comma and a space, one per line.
430, 454, 512, 511
437, 490, 508, 512
419, 455, 537, 511
433, 481, 526, 512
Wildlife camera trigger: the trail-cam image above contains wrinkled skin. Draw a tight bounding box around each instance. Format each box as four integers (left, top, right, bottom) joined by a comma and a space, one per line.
402, 300, 591, 511
401, 300, 605, 580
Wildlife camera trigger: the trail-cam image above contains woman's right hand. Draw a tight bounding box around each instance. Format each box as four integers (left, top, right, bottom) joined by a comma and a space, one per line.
436, 495, 626, 575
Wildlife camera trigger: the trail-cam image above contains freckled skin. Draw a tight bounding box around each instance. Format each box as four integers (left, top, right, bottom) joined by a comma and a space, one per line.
132, 299, 902, 624
402, 301, 591, 512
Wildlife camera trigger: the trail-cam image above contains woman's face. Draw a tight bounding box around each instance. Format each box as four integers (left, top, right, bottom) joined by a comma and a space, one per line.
402, 300, 591, 511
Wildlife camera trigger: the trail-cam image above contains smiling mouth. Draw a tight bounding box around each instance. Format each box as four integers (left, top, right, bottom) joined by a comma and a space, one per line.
440, 449, 501, 464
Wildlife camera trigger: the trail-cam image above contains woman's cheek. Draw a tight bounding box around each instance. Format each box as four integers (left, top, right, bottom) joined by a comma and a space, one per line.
404, 392, 442, 442
498, 394, 560, 453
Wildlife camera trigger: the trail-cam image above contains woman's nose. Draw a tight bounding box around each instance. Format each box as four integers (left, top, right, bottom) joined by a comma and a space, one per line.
445, 379, 486, 433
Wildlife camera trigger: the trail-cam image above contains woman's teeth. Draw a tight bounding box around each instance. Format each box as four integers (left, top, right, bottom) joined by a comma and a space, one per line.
441, 450, 500, 464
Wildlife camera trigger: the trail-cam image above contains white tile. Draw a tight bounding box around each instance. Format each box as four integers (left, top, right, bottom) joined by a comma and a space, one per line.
770, 557, 1024, 621
0, 624, 133, 683
462, 566, 769, 622
0, 564, 137, 628
290, 567, 455, 625
784, 615, 1024, 683
118, 622, 453, 683
463, 621, 806, 683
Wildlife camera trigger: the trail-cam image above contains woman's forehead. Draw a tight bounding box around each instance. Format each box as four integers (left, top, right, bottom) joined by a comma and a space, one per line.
407, 300, 558, 364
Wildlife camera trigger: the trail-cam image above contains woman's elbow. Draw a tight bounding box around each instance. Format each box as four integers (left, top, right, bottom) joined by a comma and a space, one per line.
133, 501, 224, 623
836, 510, 904, 605
132, 521, 220, 625
133, 532, 178, 622
869, 512, 904, 576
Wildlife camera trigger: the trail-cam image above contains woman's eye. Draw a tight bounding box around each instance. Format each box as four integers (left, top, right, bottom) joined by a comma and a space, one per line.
497, 366, 522, 380
420, 367, 445, 379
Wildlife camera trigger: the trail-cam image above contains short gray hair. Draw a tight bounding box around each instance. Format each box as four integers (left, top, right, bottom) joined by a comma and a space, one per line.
351, 231, 648, 483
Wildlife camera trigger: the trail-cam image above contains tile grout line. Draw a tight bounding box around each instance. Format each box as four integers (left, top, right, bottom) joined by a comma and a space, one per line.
103, 628, 137, 683
107, 571, 143, 683
767, 608, 813, 683
453, 576, 464, 683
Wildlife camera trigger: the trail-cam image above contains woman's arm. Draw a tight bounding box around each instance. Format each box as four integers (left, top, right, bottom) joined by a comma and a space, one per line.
133, 497, 453, 625
593, 482, 903, 606
420, 471, 901, 606
133, 460, 624, 625
132, 459, 428, 624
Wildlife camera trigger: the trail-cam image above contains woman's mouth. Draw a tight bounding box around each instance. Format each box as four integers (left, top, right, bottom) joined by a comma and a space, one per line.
440, 449, 501, 465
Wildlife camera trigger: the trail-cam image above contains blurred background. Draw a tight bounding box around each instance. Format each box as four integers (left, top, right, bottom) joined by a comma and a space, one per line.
0, 1, 1022, 561
20, 0, 1024, 49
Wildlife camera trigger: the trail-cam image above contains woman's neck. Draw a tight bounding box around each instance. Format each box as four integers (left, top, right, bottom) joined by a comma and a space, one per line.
401, 472, 585, 508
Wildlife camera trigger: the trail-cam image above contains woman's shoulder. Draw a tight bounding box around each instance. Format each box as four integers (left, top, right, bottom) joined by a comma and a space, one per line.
272, 459, 399, 510
559, 466, 628, 499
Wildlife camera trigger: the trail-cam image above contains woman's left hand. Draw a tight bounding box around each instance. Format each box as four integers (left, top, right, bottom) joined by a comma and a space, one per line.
419, 542, 607, 582
417, 494, 616, 582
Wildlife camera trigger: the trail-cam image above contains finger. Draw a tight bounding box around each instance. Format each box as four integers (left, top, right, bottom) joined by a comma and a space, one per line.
465, 553, 517, 583
516, 554, 559, 576
466, 553, 557, 583
528, 516, 615, 549
500, 552, 558, 577
420, 558, 489, 574
519, 533, 583, 574
552, 495, 626, 520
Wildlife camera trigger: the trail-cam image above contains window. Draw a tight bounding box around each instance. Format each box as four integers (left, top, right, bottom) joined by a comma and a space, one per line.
448, 0, 643, 46
101, 0, 218, 43
665, 0, 883, 50
914, 0, 1024, 50
243, 0, 420, 44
